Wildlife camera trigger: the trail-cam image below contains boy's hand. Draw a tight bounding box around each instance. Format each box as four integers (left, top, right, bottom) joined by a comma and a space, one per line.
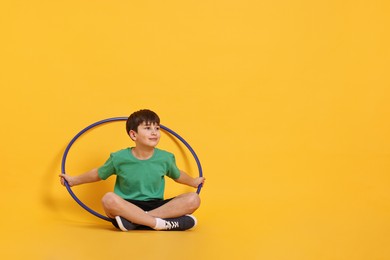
194, 177, 205, 188
59, 173, 76, 187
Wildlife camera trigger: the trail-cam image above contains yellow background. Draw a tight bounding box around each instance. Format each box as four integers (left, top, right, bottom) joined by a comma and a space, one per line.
1, 0, 389, 259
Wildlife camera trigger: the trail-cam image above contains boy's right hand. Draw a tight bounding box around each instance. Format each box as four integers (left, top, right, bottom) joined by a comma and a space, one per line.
59, 173, 76, 187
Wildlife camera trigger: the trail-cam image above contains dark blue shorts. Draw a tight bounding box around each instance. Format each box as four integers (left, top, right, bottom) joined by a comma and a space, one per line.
125, 198, 173, 212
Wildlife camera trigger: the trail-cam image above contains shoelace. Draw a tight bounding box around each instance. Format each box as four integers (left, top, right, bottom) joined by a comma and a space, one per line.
165, 221, 180, 230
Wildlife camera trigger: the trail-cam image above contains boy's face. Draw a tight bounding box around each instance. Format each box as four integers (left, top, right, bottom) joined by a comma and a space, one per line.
131, 121, 161, 147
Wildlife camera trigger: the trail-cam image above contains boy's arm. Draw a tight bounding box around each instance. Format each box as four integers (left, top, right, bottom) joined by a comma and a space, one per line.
174, 170, 205, 188
59, 168, 101, 187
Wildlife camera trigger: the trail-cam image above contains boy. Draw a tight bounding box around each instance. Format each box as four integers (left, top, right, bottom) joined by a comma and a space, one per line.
60, 109, 205, 231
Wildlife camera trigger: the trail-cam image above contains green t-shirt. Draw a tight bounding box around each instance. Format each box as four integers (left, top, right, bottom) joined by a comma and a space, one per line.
98, 148, 181, 201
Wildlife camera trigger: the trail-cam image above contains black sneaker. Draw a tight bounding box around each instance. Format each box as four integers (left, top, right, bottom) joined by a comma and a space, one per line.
161, 215, 197, 231
113, 216, 139, 231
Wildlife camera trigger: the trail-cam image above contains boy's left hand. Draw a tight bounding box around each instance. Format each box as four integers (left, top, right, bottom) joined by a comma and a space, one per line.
194, 177, 205, 188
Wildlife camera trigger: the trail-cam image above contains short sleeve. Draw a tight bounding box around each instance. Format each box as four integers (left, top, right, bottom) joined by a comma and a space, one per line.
166, 154, 181, 180
98, 154, 115, 180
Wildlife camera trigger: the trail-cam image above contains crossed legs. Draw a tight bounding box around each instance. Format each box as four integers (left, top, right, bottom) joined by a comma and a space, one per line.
101, 192, 201, 229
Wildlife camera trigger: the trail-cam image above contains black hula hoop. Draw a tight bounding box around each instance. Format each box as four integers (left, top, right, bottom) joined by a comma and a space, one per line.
61, 117, 203, 222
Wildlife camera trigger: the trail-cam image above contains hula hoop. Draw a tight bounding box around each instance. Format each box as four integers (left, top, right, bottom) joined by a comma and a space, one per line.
61, 117, 203, 222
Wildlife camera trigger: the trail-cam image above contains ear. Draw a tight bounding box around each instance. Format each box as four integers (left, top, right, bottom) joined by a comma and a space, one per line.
129, 130, 137, 140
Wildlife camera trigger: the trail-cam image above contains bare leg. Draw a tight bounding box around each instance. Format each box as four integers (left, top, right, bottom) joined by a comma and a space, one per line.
102, 192, 156, 228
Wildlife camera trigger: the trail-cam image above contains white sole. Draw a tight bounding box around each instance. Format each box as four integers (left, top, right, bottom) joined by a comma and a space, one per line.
186, 214, 197, 229
115, 216, 128, 231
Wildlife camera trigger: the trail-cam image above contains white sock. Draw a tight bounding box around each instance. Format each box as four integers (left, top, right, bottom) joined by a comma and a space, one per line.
154, 218, 166, 230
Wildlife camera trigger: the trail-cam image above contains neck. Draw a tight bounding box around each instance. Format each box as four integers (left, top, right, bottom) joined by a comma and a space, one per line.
132, 146, 154, 160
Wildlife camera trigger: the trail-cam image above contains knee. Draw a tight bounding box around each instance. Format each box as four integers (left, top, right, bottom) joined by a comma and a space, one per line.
102, 192, 120, 210
186, 192, 201, 212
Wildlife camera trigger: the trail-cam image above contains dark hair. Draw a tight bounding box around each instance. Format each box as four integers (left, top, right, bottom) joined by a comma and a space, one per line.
126, 109, 160, 135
